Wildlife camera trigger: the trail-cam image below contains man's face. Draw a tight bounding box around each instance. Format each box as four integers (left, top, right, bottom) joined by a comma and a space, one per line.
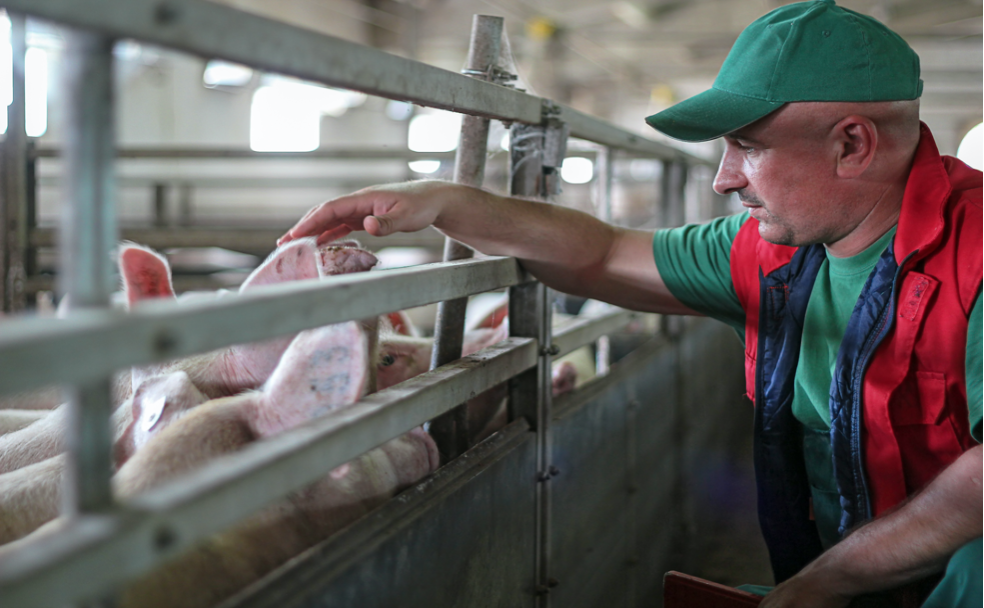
712, 105, 852, 248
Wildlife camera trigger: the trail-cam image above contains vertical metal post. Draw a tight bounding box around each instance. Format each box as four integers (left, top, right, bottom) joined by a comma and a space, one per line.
593, 146, 615, 374
152, 182, 168, 227
25, 140, 37, 299
178, 182, 193, 226
508, 118, 559, 606
429, 15, 503, 462
660, 160, 688, 339
593, 146, 614, 223
660, 160, 687, 228
60, 31, 118, 515
1, 13, 28, 312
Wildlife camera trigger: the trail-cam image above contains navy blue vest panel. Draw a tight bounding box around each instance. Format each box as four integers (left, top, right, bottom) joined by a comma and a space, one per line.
753, 244, 826, 583
753, 241, 904, 583
828, 243, 901, 535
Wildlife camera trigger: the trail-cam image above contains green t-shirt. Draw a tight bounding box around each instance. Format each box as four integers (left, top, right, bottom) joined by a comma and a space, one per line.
653, 214, 983, 546
792, 226, 896, 548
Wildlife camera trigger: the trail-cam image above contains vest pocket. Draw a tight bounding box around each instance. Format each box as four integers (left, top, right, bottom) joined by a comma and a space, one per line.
890, 371, 963, 494
892, 371, 947, 426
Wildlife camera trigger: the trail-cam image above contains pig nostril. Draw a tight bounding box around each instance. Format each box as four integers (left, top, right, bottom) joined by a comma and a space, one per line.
153, 525, 178, 552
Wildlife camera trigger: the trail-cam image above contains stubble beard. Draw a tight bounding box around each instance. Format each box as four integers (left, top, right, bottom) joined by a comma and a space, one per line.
739, 189, 797, 246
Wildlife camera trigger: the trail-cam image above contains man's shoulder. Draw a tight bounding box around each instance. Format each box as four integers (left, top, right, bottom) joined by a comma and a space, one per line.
941, 156, 983, 208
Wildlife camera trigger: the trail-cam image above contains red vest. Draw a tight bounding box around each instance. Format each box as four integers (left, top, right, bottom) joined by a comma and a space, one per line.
731, 124, 981, 519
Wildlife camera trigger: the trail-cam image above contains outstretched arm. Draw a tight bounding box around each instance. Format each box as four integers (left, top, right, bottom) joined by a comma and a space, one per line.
762, 444, 983, 608
281, 180, 696, 314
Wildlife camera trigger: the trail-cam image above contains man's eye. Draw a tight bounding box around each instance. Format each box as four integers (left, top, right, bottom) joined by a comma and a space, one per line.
380, 354, 396, 367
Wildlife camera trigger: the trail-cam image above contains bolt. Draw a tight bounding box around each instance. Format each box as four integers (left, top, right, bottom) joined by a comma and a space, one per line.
540, 344, 560, 357
153, 329, 178, 355
535, 585, 551, 596
549, 465, 560, 477
153, 524, 177, 551
537, 471, 552, 482
154, 2, 180, 25
548, 577, 560, 588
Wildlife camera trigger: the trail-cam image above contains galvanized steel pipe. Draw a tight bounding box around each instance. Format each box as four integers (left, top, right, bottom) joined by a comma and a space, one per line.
60, 31, 118, 514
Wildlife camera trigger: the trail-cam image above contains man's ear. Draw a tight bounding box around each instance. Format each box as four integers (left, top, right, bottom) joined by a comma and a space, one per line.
833, 115, 877, 179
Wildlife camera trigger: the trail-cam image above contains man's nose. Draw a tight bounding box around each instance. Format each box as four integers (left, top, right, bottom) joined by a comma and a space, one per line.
712, 147, 748, 195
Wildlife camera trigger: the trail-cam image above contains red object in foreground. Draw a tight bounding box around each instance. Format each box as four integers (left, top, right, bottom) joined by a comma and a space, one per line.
664, 572, 764, 607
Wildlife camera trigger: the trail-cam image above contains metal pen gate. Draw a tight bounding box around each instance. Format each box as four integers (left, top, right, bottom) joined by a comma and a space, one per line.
0, 3, 730, 607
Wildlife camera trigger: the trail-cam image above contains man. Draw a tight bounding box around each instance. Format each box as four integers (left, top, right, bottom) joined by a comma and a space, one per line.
281, 0, 982, 605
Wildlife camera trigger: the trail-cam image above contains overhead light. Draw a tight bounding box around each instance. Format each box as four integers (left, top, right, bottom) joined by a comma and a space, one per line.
408, 160, 441, 174
203, 60, 253, 88
25, 47, 46, 137
957, 123, 982, 171
561, 157, 594, 184
250, 77, 367, 152
612, 2, 649, 29
386, 100, 414, 121
408, 111, 462, 153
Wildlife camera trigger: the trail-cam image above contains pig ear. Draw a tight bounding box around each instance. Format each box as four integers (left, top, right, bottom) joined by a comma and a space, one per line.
119, 243, 175, 308
250, 321, 369, 438
240, 238, 319, 292
316, 245, 378, 277
462, 322, 509, 356
384, 310, 418, 337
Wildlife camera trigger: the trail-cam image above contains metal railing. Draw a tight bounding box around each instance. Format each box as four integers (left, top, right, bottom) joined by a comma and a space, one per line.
0, 2, 710, 606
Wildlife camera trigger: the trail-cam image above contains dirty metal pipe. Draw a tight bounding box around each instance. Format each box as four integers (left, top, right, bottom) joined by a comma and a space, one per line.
593, 146, 614, 375
60, 31, 118, 515
1, 13, 28, 312
507, 119, 558, 607
429, 14, 504, 462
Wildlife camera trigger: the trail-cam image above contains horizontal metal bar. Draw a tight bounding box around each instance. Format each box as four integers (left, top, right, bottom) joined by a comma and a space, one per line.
552, 309, 641, 358
33, 147, 458, 161
37, 176, 433, 190
0, 337, 539, 608
29, 227, 447, 253
6, 0, 541, 125
558, 105, 714, 166
0, 257, 527, 397
7, 0, 708, 162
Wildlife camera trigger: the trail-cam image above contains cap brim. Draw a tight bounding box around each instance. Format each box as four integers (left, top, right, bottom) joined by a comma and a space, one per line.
645, 88, 785, 142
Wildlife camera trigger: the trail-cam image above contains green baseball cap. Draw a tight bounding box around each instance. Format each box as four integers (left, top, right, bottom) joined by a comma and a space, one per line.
645, 0, 923, 142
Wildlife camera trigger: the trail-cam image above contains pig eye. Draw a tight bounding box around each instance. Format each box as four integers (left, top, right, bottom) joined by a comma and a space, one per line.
380, 354, 396, 367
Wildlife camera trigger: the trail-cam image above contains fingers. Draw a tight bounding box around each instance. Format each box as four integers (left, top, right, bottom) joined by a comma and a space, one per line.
315, 226, 353, 247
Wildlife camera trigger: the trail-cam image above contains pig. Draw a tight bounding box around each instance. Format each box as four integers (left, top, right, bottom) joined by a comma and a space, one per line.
0, 372, 209, 546
0, 321, 439, 608
0, 410, 48, 435
0, 239, 380, 475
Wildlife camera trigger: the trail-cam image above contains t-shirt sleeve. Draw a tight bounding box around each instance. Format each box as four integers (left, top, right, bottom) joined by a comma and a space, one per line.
966, 291, 982, 443
652, 212, 749, 336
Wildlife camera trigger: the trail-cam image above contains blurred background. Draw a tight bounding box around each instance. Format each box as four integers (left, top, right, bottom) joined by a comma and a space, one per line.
2, 0, 981, 300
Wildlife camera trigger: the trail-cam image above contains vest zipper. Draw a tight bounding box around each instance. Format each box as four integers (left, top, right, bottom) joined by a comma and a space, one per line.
848, 249, 917, 522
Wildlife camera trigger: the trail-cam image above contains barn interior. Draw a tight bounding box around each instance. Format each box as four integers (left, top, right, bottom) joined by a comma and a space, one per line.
0, 1, 980, 607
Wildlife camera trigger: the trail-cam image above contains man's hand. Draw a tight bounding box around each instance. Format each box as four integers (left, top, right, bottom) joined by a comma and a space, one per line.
280, 180, 694, 314
759, 566, 852, 608
762, 444, 982, 607
280, 180, 455, 246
